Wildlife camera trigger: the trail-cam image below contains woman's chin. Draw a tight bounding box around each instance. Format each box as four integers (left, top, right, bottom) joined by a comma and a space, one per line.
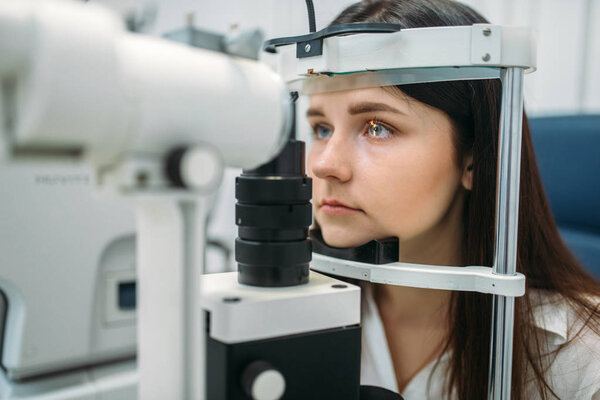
319, 226, 376, 248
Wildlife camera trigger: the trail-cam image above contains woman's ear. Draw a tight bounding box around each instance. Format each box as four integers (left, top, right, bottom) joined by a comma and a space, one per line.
461, 155, 474, 191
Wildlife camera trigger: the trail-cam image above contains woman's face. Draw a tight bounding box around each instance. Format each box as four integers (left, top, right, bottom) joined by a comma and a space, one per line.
307, 87, 472, 260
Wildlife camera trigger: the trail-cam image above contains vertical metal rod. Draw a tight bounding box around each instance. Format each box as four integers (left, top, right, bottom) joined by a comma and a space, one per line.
136, 195, 208, 400
136, 198, 187, 399
182, 199, 209, 400
487, 67, 524, 400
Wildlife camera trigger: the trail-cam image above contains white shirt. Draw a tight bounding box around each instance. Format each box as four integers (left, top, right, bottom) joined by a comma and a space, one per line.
360, 285, 600, 399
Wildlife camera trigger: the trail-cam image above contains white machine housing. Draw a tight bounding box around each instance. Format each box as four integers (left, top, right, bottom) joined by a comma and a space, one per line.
201, 271, 360, 344
0, 1, 293, 399
0, 162, 137, 400
0, 0, 291, 172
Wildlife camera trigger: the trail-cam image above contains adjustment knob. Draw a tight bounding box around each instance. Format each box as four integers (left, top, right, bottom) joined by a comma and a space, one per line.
241, 360, 286, 400
165, 145, 223, 190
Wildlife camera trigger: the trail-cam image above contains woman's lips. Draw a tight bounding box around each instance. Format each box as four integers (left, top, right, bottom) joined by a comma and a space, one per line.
320, 200, 362, 215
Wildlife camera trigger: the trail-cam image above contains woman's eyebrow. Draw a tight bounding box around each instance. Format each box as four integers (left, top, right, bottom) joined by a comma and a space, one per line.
306, 107, 325, 117
305, 102, 407, 118
348, 102, 407, 115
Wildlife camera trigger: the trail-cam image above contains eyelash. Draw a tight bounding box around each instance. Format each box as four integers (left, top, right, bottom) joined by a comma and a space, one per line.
311, 118, 398, 141
365, 119, 397, 141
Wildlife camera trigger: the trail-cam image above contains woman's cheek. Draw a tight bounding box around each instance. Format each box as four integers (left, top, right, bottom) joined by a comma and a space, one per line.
360, 147, 458, 240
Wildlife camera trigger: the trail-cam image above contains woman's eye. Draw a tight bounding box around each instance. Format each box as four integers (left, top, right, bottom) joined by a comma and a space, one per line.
366, 120, 393, 139
313, 124, 333, 140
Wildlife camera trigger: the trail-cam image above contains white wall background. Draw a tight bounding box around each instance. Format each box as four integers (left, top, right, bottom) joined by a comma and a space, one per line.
96, 0, 600, 270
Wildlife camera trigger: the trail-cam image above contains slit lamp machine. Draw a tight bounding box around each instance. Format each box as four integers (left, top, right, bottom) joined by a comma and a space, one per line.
0, 1, 536, 399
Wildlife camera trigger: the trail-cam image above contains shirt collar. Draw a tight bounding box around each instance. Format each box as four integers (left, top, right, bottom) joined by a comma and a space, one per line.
528, 288, 569, 346
363, 285, 569, 346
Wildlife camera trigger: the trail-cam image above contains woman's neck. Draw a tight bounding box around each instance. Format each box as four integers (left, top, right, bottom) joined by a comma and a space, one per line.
374, 283, 451, 392
371, 186, 466, 391
374, 284, 451, 327
373, 237, 456, 391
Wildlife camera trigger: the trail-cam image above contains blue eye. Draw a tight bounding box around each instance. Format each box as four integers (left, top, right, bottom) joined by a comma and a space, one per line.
366, 120, 393, 139
313, 124, 333, 140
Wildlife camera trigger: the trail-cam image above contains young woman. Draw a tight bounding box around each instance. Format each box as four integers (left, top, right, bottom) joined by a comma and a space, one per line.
306, 1, 600, 399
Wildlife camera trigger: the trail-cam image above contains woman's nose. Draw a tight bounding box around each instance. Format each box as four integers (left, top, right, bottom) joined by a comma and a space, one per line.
310, 136, 352, 182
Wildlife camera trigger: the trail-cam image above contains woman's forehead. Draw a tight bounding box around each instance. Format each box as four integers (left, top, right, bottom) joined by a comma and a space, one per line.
307, 86, 413, 116
310, 87, 395, 103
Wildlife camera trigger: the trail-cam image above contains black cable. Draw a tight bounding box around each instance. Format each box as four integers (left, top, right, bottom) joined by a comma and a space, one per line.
305, 0, 316, 33
290, 91, 299, 140
264, 23, 403, 53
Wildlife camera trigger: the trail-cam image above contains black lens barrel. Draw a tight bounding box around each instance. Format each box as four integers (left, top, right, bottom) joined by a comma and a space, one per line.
235, 140, 312, 287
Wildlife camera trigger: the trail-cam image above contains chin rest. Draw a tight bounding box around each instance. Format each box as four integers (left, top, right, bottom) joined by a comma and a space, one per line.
310, 229, 398, 264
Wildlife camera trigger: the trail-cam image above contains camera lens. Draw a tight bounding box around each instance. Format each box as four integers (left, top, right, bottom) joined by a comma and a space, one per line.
235, 140, 312, 287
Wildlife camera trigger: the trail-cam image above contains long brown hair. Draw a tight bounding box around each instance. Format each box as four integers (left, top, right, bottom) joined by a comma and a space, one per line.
330, 1, 600, 399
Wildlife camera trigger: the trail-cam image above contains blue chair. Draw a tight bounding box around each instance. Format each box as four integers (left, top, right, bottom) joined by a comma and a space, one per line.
529, 115, 600, 279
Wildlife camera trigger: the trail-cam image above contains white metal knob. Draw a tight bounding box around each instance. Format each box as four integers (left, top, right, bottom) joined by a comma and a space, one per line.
251, 369, 286, 400
242, 361, 286, 400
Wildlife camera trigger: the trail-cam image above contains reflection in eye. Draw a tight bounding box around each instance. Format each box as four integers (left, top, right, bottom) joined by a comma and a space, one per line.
313, 124, 333, 140
367, 120, 393, 139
